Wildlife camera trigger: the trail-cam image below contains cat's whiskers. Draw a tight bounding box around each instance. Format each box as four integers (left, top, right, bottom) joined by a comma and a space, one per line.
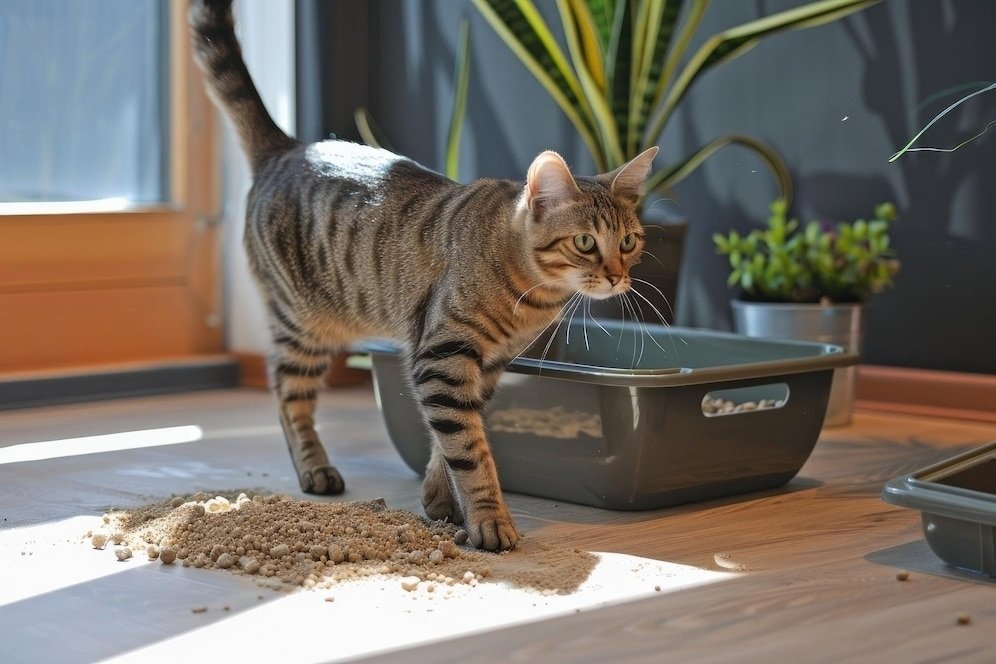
582, 299, 590, 351
639, 249, 668, 272
564, 293, 585, 346
537, 292, 583, 372
588, 300, 612, 337
614, 294, 631, 354
514, 277, 569, 317
515, 291, 582, 373
631, 277, 675, 325
630, 278, 681, 359
621, 293, 645, 367
628, 288, 670, 354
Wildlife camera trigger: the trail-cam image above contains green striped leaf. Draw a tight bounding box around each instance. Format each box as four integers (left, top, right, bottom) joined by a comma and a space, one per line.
472, 0, 604, 167
644, 134, 793, 206
564, 0, 606, 90
445, 20, 472, 181
604, 0, 633, 168
644, 0, 881, 148
654, 0, 710, 132
557, 0, 624, 165
627, 0, 684, 154
587, 0, 616, 52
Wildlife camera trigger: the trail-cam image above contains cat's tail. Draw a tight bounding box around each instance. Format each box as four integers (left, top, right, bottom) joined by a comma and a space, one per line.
188, 0, 297, 172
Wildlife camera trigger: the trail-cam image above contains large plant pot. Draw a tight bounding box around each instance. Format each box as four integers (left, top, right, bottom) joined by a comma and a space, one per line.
731, 300, 862, 427
592, 218, 687, 325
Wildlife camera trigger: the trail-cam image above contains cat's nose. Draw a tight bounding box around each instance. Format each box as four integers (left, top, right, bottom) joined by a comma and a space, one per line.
606, 274, 622, 286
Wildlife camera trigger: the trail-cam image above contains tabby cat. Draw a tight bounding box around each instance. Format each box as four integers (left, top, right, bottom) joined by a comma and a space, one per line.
189, 0, 657, 551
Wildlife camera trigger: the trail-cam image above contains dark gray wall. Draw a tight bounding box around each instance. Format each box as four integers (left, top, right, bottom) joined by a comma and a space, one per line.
297, 0, 996, 375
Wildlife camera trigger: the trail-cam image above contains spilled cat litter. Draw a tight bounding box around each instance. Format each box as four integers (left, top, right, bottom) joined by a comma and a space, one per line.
5, 490, 732, 662
84, 491, 599, 595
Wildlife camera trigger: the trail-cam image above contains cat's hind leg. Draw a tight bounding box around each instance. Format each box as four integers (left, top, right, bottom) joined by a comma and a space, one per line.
269, 328, 345, 495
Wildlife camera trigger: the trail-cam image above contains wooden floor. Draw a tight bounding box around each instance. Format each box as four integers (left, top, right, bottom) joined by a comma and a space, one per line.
1, 386, 994, 662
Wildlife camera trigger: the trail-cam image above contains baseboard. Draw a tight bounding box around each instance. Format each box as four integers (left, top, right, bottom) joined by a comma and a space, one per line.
234, 353, 269, 389
235, 352, 370, 389
0, 355, 240, 411
856, 365, 996, 423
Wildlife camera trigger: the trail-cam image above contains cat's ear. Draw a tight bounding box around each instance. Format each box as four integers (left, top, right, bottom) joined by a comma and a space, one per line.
525, 151, 581, 212
598, 146, 659, 204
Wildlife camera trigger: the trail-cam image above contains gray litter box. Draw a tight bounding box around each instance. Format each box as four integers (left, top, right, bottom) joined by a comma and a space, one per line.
365, 319, 857, 510
882, 441, 996, 577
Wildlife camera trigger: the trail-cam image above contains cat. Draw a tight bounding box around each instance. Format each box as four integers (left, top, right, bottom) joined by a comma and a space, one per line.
189, 0, 657, 551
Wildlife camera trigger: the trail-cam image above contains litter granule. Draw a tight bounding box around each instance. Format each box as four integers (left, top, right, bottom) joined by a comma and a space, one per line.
86, 491, 596, 596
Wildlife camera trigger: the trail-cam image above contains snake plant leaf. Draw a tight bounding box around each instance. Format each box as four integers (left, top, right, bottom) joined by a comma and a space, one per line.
445, 20, 472, 181
643, 134, 793, 206
627, 0, 684, 155
654, 0, 709, 135
353, 108, 395, 153
557, 0, 624, 165
586, 0, 616, 52
564, 0, 606, 90
472, 0, 603, 167
645, 0, 881, 148
604, 0, 633, 167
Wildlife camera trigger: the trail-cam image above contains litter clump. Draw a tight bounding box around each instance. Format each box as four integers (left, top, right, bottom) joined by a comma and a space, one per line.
83, 491, 597, 596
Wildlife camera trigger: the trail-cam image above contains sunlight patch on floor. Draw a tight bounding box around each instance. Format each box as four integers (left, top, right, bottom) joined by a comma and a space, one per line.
0, 516, 138, 607
0, 425, 203, 465
103, 552, 732, 663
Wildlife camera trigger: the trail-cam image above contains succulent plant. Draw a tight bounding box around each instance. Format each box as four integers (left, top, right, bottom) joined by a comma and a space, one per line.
713, 199, 900, 304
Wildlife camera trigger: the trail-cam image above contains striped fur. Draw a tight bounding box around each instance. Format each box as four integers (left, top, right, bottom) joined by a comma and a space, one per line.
189, 0, 657, 551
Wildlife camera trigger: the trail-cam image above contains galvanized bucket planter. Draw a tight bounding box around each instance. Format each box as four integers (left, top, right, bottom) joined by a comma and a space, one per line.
731, 300, 862, 426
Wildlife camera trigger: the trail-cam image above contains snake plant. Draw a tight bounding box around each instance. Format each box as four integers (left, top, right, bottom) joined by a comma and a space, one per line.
473, 0, 881, 203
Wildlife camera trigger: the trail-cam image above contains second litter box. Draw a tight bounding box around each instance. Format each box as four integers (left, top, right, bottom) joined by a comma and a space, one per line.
365, 319, 857, 510
882, 441, 996, 578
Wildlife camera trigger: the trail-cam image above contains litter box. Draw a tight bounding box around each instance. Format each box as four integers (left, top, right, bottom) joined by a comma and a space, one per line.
365, 319, 857, 510
882, 441, 996, 578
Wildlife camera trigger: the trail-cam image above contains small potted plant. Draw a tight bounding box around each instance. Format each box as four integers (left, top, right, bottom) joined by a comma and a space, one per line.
713, 198, 900, 425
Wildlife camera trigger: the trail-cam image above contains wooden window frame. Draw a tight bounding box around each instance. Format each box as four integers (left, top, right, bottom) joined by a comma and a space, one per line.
0, 3, 223, 376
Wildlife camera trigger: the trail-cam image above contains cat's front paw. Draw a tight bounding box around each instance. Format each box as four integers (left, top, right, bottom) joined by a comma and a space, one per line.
300, 466, 345, 495
468, 514, 519, 551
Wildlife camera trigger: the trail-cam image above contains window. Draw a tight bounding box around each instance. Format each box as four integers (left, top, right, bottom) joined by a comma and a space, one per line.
0, 1, 221, 374
0, 1, 168, 207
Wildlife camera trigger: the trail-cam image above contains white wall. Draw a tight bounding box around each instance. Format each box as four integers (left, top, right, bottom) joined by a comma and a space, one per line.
220, 0, 295, 355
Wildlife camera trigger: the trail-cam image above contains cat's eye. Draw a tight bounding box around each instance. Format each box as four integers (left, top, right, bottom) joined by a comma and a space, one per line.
620, 233, 638, 252
573, 233, 596, 253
